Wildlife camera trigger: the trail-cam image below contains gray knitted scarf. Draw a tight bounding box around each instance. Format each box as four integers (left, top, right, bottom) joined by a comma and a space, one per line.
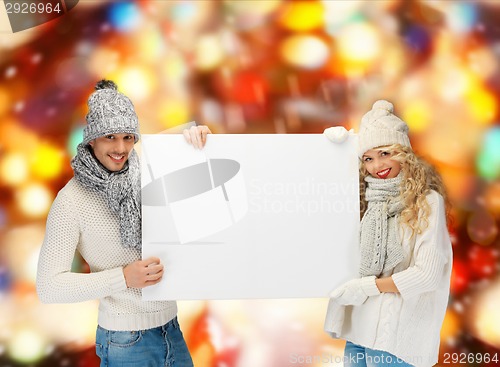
359, 174, 405, 277
71, 143, 141, 249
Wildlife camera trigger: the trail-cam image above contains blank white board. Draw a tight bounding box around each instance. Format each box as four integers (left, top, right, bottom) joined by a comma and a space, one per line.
141, 134, 360, 300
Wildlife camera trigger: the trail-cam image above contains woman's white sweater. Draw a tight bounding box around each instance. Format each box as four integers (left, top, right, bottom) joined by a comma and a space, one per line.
36, 178, 177, 331
325, 191, 452, 367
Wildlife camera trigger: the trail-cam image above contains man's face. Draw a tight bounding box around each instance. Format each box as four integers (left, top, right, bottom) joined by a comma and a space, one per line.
89, 133, 135, 172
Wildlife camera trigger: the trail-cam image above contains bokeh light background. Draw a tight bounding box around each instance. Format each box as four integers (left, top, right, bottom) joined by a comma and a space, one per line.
1, 0, 500, 366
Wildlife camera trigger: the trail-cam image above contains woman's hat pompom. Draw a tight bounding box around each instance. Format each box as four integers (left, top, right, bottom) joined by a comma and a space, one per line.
372, 100, 394, 113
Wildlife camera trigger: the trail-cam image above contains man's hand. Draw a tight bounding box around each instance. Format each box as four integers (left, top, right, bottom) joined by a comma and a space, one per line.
183, 125, 212, 149
123, 257, 164, 289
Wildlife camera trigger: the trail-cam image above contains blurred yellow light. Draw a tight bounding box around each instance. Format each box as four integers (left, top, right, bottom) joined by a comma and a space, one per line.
88, 47, 120, 77
470, 280, 500, 348
137, 27, 164, 62
163, 54, 189, 81
26, 248, 40, 284
0, 119, 38, 151
322, 0, 363, 30
280, 35, 329, 69
279, 1, 324, 32
158, 100, 190, 129
8, 327, 46, 363
437, 67, 470, 102
420, 107, 481, 157
378, 42, 405, 78
194, 34, 225, 71
192, 343, 216, 367
337, 23, 380, 74
485, 182, 500, 217
37, 301, 99, 347
0, 152, 29, 186
338, 23, 380, 61
0, 86, 10, 116
16, 183, 53, 218
0, 28, 37, 50
402, 101, 431, 133
30, 143, 65, 180
434, 63, 496, 125
468, 47, 498, 79
3, 224, 45, 283
438, 165, 474, 204
435, 65, 495, 125
111, 66, 156, 101
440, 309, 461, 342
225, 0, 282, 16
466, 86, 497, 126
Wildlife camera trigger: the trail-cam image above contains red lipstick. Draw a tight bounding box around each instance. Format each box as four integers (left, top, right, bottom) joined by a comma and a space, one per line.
377, 168, 391, 179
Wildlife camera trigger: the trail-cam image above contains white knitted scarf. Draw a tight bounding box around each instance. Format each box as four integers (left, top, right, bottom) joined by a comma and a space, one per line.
71, 143, 141, 249
359, 174, 405, 277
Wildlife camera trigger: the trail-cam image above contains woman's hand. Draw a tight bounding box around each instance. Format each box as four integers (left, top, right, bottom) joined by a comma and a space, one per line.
329, 276, 380, 305
183, 125, 212, 149
323, 126, 353, 143
123, 257, 164, 288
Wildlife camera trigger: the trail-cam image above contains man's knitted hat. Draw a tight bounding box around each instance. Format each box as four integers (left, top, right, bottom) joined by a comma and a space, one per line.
83, 80, 140, 145
358, 100, 411, 157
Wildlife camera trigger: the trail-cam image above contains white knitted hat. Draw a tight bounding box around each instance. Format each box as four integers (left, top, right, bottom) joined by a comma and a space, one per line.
83, 80, 140, 145
358, 100, 411, 157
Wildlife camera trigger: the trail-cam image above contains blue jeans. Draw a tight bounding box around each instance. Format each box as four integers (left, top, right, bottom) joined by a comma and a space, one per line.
344, 341, 414, 367
95, 317, 193, 367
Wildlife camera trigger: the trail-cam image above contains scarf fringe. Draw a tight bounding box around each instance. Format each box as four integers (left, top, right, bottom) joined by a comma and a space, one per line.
359, 175, 405, 277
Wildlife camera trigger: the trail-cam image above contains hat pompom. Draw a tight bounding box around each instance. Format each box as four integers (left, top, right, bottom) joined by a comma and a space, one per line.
372, 100, 393, 112
95, 79, 118, 91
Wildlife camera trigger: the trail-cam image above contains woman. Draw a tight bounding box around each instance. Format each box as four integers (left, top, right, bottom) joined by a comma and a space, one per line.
323, 100, 452, 367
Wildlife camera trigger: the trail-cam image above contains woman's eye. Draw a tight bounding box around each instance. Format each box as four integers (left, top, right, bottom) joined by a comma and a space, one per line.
105, 135, 114, 139
380, 151, 390, 156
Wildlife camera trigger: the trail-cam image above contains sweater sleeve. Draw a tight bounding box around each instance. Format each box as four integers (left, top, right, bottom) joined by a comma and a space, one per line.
36, 191, 127, 304
391, 191, 452, 300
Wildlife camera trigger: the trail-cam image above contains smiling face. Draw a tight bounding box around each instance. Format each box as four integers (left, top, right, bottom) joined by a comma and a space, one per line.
362, 147, 401, 179
88, 133, 135, 172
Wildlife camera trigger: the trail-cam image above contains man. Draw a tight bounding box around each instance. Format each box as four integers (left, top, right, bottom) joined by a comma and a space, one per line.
36, 80, 210, 366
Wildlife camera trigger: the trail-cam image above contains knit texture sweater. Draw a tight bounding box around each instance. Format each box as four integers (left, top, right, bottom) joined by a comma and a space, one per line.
36, 178, 177, 331
324, 191, 452, 367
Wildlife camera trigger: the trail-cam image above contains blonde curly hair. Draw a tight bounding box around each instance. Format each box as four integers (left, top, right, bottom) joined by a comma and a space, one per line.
359, 144, 449, 235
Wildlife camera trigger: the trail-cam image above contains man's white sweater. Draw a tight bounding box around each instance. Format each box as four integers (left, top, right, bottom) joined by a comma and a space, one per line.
325, 191, 453, 367
36, 178, 177, 331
